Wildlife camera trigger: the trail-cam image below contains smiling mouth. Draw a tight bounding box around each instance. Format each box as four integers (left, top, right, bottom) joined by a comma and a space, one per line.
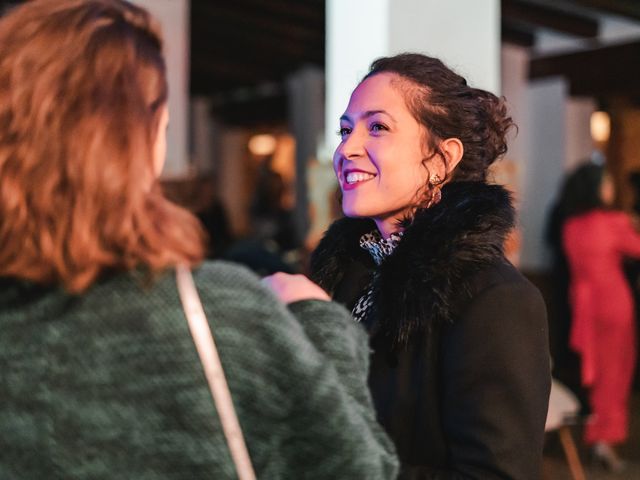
344, 171, 376, 185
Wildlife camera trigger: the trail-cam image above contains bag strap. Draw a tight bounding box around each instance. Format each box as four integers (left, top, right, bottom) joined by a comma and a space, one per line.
176, 265, 256, 480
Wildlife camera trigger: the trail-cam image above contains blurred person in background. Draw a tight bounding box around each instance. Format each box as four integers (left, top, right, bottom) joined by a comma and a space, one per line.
270, 53, 551, 478
562, 162, 640, 472
222, 156, 297, 276
546, 163, 592, 416
0, 1, 399, 478
193, 175, 233, 258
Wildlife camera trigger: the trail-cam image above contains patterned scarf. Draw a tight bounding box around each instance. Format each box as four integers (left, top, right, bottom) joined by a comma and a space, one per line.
352, 230, 403, 324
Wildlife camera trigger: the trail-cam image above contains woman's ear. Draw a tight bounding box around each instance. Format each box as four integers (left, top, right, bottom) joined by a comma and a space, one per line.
153, 105, 169, 177
439, 137, 464, 175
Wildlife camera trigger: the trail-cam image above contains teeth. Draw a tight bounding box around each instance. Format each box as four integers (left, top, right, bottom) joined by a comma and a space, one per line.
345, 172, 375, 184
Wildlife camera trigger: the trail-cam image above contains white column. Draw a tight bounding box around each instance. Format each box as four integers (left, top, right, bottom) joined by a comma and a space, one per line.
325, 0, 389, 157
523, 78, 567, 270
502, 41, 600, 272
389, 0, 500, 93
287, 67, 325, 245
502, 43, 568, 271
325, 0, 500, 156
190, 96, 216, 175
133, 0, 190, 177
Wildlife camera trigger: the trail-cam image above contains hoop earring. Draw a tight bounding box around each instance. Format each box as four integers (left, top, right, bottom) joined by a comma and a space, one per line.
426, 174, 442, 209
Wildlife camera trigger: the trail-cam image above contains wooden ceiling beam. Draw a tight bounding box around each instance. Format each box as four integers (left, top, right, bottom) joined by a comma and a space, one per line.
190, 57, 281, 91
529, 40, 640, 96
229, 0, 323, 28
191, 21, 323, 68
194, 39, 322, 63
502, 0, 599, 37
571, 0, 640, 21
192, 3, 323, 45
210, 94, 288, 127
502, 21, 536, 47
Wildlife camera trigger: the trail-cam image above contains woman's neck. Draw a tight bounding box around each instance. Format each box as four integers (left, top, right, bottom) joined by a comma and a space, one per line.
374, 218, 404, 240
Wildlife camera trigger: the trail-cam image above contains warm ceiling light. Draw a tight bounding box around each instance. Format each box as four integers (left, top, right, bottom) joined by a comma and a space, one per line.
590, 111, 610, 143
248, 134, 277, 156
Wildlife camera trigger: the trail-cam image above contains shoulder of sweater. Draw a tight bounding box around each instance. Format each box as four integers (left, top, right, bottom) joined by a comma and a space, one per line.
191, 260, 264, 293
191, 262, 328, 340
77, 261, 268, 315
188, 260, 289, 326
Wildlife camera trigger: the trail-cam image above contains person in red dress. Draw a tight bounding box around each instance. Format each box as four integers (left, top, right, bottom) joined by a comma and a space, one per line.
562, 162, 640, 471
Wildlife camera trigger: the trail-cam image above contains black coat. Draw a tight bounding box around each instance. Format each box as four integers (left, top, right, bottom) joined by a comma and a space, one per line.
311, 182, 551, 479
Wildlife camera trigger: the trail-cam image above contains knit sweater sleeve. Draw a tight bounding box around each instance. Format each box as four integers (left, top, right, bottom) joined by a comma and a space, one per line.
192, 262, 398, 479
288, 299, 373, 405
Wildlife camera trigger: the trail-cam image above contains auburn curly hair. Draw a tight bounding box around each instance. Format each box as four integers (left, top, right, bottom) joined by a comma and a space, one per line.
0, 0, 204, 293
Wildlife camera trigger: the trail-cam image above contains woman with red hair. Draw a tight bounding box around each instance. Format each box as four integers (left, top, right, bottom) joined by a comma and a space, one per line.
0, 1, 398, 478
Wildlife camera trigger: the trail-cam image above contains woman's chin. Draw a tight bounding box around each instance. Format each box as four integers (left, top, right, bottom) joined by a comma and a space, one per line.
342, 207, 370, 219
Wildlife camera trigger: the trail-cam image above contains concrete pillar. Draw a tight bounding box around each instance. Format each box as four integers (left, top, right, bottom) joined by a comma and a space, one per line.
522, 78, 567, 270
325, 0, 500, 156
190, 96, 217, 175
502, 42, 567, 271
287, 67, 325, 246
502, 42, 597, 272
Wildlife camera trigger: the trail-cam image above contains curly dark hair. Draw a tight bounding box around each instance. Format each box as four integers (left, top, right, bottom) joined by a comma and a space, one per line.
364, 53, 515, 183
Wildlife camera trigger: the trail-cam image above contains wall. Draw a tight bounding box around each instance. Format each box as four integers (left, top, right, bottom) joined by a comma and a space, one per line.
502, 43, 596, 272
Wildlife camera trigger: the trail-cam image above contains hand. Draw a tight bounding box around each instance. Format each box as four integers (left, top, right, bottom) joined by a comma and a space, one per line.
262, 272, 330, 304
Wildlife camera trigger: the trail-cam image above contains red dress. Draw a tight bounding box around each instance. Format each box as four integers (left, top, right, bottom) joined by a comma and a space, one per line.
563, 209, 640, 443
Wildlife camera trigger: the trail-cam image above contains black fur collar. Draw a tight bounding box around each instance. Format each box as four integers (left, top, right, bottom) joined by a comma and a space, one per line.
310, 181, 515, 345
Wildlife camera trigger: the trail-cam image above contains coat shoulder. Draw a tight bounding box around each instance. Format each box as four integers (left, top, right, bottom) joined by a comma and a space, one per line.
452, 259, 545, 320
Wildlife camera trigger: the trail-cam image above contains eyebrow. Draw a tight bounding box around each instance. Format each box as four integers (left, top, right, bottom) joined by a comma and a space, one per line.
340, 110, 397, 123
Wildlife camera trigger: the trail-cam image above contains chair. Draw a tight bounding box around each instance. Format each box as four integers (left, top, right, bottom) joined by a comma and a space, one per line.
545, 378, 586, 480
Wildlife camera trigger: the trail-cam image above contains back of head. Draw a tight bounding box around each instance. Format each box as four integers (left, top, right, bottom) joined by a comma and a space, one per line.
365, 53, 514, 182
0, 0, 204, 293
558, 162, 605, 218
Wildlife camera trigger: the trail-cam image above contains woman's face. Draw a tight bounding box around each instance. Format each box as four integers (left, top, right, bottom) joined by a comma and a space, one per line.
334, 73, 430, 238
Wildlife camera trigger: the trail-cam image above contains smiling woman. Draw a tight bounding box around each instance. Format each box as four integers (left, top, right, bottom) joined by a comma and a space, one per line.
335, 72, 462, 238
305, 53, 552, 478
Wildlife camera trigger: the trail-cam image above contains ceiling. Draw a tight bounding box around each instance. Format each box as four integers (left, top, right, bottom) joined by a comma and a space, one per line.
193, 0, 640, 122
502, 0, 640, 99
190, 0, 324, 125
190, 0, 640, 94
190, 0, 324, 95
1, 0, 639, 122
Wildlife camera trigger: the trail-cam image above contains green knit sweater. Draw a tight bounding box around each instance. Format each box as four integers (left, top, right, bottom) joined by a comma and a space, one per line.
0, 261, 398, 479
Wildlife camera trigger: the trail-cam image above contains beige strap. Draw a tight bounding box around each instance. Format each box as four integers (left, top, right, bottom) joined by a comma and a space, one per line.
176, 265, 256, 480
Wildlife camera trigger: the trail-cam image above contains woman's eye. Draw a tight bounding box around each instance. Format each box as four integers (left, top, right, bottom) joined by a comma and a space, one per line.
370, 123, 388, 133
337, 127, 351, 137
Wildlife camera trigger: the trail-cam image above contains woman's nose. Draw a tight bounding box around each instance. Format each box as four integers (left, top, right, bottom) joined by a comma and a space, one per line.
339, 128, 366, 159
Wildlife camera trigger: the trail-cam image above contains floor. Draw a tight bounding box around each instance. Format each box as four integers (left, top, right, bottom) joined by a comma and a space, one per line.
543, 393, 640, 479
